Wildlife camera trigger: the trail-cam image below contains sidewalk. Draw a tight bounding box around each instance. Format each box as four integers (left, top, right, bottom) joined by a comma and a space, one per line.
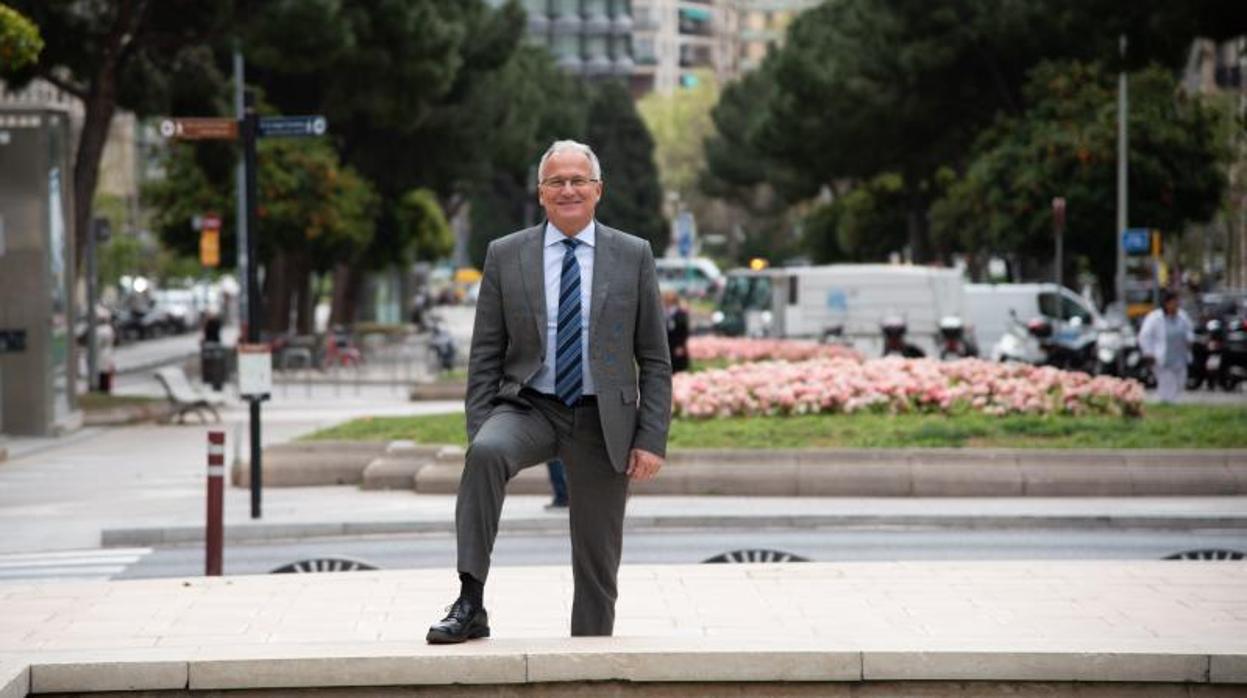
1, 561, 1244, 693
2, 394, 1247, 553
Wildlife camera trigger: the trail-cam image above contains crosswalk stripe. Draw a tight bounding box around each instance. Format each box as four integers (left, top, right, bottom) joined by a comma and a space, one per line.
0, 548, 150, 582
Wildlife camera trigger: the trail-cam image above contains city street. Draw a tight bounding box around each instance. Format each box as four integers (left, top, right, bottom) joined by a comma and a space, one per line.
1, 526, 1229, 584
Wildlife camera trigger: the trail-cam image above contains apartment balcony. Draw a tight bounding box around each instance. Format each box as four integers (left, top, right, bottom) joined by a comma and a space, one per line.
613, 55, 637, 76
584, 11, 612, 34
550, 13, 583, 34
527, 13, 550, 34
584, 54, 615, 76
611, 13, 634, 34
556, 53, 585, 73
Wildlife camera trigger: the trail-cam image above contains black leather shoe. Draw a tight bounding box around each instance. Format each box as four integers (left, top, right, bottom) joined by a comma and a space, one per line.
426, 597, 490, 644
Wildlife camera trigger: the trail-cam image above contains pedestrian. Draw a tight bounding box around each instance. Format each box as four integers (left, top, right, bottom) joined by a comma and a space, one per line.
545, 458, 569, 510
426, 140, 672, 643
1138, 288, 1194, 404
663, 289, 689, 373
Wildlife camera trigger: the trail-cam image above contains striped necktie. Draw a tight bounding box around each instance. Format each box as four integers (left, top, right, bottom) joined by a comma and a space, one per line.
555, 238, 583, 406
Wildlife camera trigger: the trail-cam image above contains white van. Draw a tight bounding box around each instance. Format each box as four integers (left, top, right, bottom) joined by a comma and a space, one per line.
655, 256, 723, 298
713, 264, 966, 357
966, 283, 1102, 359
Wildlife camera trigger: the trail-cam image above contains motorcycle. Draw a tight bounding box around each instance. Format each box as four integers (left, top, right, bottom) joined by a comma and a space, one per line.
426, 313, 457, 373
881, 316, 925, 359
1188, 318, 1220, 390
937, 316, 977, 360
1218, 316, 1247, 391
992, 312, 1094, 373
1094, 319, 1153, 387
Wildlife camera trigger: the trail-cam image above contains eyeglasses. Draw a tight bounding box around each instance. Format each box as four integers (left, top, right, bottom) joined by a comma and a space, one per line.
540, 177, 599, 190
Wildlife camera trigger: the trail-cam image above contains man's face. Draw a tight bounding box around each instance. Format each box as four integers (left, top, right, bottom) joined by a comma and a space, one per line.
538, 150, 602, 235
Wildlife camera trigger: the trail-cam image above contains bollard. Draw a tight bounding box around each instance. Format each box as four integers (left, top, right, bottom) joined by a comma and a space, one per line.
206, 430, 225, 576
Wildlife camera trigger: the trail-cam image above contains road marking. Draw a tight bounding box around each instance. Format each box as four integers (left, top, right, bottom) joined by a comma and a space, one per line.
0, 548, 151, 582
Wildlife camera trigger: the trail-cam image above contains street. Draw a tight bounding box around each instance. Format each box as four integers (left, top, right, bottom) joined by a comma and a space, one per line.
1, 526, 1244, 584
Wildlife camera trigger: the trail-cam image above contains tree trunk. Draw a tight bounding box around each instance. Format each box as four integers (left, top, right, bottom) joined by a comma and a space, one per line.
905, 183, 933, 265
264, 250, 293, 335
330, 262, 361, 326
72, 52, 120, 283
293, 253, 313, 335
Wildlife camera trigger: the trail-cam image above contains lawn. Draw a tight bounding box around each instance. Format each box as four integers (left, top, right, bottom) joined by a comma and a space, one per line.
303, 404, 1247, 449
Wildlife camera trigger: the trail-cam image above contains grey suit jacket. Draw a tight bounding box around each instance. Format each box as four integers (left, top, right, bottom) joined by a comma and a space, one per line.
464, 222, 673, 472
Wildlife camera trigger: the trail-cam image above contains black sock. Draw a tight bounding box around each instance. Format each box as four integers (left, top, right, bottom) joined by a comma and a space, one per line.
459, 572, 484, 606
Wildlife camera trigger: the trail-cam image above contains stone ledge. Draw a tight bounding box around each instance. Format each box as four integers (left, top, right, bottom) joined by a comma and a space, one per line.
0, 663, 27, 698
6, 646, 1246, 693
234, 442, 1247, 496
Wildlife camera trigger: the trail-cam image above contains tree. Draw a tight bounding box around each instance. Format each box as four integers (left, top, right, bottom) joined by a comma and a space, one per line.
586, 80, 666, 252
637, 69, 719, 199
719, 0, 1247, 264
467, 45, 590, 266
930, 61, 1232, 297
0, 3, 41, 75
145, 139, 377, 333
7, 0, 244, 280
243, 0, 530, 320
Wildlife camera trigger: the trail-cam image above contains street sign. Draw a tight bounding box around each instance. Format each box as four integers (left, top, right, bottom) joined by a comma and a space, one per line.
258, 115, 328, 138
1122, 228, 1150, 255
676, 210, 694, 258
159, 118, 239, 141
237, 344, 272, 396
200, 228, 220, 268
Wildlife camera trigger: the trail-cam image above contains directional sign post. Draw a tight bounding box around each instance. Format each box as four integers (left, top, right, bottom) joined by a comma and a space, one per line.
258, 115, 327, 139
159, 118, 238, 141
159, 100, 328, 521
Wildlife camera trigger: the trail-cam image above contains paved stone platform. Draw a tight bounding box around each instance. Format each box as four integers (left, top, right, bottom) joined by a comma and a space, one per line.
1, 561, 1244, 694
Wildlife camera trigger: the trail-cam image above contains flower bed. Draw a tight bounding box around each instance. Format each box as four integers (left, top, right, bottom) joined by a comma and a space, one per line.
687, 336, 863, 363
673, 357, 1144, 419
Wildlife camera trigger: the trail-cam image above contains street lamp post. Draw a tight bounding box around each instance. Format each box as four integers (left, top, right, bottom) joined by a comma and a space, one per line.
1052, 197, 1066, 290
1115, 34, 1129, 306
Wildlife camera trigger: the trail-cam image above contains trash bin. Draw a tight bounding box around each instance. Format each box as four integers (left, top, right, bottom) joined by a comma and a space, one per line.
200, 341, 228, 391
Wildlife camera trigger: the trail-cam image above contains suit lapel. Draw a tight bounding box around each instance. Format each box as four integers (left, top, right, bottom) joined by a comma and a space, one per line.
589, 221, 612, 343
517, 225, 546, 346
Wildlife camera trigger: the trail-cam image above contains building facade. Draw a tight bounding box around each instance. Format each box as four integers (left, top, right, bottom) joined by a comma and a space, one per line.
507, 0, 816, 95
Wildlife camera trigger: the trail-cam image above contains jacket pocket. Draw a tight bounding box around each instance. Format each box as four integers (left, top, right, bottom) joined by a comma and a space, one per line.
620, 387, 638, 405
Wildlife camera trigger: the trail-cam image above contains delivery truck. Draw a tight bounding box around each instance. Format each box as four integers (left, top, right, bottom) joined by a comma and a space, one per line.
712, 264, 966, 357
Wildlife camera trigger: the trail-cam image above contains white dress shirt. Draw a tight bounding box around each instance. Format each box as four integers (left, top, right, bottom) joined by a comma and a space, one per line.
529, 220, 596, 396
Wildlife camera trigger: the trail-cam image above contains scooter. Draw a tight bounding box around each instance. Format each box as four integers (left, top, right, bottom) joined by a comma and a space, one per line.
1188, 318, 1222, 390
1029, 316, 1096, 374
426, 314, 457, 373
881, 316, 925, 359
1094, 320, 1153, 387
1219, 316, 1247, 391
937, 316, 978, 360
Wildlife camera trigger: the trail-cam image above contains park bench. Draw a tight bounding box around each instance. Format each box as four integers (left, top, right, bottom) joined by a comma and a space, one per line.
154, 366, 226, 424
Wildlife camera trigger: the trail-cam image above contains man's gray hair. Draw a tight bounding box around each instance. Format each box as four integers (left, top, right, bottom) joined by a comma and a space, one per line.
538, 140, 602, 181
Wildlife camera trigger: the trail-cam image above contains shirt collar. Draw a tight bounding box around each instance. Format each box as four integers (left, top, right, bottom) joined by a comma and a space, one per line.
544, 220, 595, 248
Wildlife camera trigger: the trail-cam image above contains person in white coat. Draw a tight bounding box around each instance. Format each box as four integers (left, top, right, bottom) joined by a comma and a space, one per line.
1137, 289, 1195, 403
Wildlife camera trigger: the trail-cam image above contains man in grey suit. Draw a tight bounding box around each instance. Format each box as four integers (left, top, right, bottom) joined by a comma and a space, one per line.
427, 140, 673, 643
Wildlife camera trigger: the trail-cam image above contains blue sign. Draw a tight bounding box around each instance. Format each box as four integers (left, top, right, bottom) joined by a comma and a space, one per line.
1122, 228, 1150, 255
258, 115, 328, 139
675, 211, 694, 257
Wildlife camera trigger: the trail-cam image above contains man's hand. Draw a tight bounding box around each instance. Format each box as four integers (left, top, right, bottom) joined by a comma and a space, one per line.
627, 448, 664, 481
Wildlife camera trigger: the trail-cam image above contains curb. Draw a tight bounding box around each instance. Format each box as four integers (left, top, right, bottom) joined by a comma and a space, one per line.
82, 402, 175, 427
235, 442, 1247, 497
100, 512, 1247, 547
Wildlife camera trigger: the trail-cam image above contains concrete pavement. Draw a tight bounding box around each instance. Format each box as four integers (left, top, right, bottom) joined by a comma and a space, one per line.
0, 561, 1244, 693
